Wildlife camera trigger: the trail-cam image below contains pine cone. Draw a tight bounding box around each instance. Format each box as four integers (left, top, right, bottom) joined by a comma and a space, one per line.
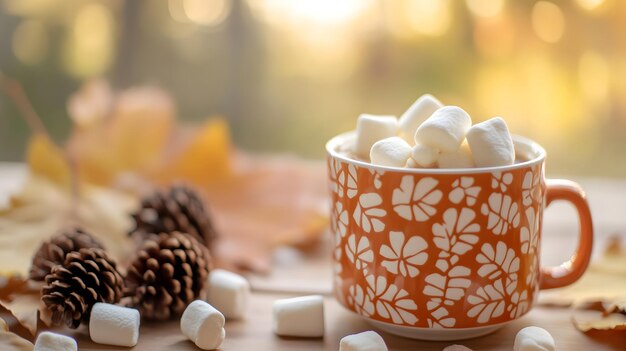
29, 228, 104, 281
130, 185, 217, 247
42, 248, 124, 329
125, 232, 211, 320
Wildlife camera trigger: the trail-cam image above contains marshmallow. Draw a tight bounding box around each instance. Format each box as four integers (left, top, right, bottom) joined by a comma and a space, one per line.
34, 331, 77, 351
89, 303, 140, 347
398, 94, 443, 144
438, 140, 474, 168
207, 269, 250, 320
273, 295, 324, 338
411, 143, 439, 167
514, 326, 555, 351
415, 106, 472, 152
181, 300, 225, 350
339, 330, 388, 351
369, 137, 412, 167
354, 114, 398, 159
405, 157, 419, 168
466, 117, 515, 167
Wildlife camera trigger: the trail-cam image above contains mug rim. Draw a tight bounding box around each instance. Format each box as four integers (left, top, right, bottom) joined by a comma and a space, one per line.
326, 131, 546, 175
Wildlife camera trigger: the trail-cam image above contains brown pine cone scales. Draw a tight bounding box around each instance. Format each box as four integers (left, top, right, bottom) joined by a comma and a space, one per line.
42, 248, 124, 329
29, 228, 104, 281
125, 231, 211, 320
130, 185, 218, 247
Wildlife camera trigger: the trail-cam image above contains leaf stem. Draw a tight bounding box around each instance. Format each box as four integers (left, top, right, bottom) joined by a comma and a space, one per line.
0, 72, 51, 140
0, 72, 81, 205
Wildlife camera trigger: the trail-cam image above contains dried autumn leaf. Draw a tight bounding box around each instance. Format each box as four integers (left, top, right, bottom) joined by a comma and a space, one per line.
67, 79, 113, 127
0, 277, 28, 302
0, 327, 32, 351
572, 300, 626, 332
0, 301, 33, 342
108, 86, 174, 170
539, 235, 626, 306
0, 176, 136, 276
66, 85, 174, 186
208, 155, 328, 272
151, 118, 231, 185
0, 292, 48, 338
25, 135, 70, 188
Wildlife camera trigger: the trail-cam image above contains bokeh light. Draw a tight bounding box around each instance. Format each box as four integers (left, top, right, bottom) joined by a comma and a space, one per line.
466, 0, 505, 18
531, 1, 565, 43
182, 0, 231, 26
575, 0, 606, 11
405, 0, 452, 37
62, 3, 115, 78
12, 20, 48, 65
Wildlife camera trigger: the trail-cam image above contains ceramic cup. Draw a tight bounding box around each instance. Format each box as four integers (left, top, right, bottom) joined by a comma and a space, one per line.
326, 132, 593, 340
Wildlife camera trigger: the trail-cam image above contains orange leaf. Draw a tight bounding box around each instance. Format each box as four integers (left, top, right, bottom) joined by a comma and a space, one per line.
67, 86, 174, 186
25, 135, 70, 187
108, 87, 174, 170
207, 155, 328, 273
153, 118, 231, 186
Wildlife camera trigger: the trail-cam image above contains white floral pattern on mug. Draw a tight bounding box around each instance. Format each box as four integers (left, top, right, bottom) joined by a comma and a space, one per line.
329, 154, 547, 328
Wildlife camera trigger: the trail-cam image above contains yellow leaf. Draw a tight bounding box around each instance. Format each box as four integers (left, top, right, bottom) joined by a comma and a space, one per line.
25, 135, 70, 187
154, 118, 231, 186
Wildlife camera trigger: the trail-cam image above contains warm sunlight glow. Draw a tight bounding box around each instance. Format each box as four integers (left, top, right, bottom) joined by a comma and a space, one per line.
579, 50, 610, 106
252, 0, 373, 27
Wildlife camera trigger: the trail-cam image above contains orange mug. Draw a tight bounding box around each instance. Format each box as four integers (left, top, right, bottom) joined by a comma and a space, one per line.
326, 132, 593, 340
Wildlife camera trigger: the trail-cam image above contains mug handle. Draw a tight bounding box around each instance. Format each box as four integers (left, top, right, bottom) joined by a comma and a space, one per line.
539, 179, 594, 290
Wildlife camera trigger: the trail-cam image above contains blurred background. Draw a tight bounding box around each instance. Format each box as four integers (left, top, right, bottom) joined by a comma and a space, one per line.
0, 0, 624, 175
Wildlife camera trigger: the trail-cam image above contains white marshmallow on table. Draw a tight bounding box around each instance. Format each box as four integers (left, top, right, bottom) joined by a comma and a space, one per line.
398, 94, 443, 144
438, 140, 475, 168
411, 143, 439, 167
273, 295, 324, 338
354, 114, 398, 159
89, 302, 140, 347
369, 137, 412, 167
207, 269, 250, 320
514, 326, 555, 351
34, 331, 77, 351
415, 106, 472, 152
466, 117, 515, 167
339, 330, 388, 351
181, 300, 225, 350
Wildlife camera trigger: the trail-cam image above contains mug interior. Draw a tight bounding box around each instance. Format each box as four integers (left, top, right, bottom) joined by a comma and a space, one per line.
325, 131, 546, 174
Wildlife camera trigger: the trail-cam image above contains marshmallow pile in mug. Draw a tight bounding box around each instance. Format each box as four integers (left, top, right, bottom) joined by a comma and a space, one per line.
353, 94, 515, 169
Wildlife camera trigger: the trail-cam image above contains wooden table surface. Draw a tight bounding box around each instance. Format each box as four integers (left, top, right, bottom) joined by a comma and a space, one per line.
1, 164, 626, 350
